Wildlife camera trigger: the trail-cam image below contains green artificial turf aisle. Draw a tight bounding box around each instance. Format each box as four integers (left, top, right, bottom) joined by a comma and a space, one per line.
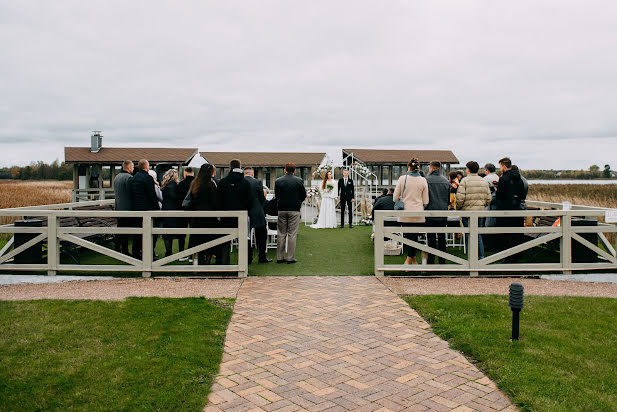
68, 225, 375, 276
405, 295, 617, 412
248, 224, 375, 276
0, 297, 233, 411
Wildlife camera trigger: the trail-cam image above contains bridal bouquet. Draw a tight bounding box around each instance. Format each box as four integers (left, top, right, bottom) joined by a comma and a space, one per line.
326, 183, 334, 192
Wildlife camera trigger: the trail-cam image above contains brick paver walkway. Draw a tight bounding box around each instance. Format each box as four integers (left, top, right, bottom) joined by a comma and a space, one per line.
206, 277, 515, 412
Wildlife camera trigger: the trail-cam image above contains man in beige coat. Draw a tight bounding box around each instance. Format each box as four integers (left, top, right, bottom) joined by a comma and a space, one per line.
456, 161, 491, 259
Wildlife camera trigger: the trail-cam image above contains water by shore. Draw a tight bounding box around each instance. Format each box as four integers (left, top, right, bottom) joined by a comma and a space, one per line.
528, 179, 617, 185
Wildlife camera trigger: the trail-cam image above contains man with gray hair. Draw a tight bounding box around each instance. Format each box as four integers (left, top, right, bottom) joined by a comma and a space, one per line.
274, 163, 307, 264
113, 159, 134, 255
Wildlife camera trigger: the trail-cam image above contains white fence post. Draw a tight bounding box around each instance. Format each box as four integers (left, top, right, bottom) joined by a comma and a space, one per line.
374, 212, 385, 277
468, 214, 479, 277
237, 212, 248, 278
142, 214, 152, 278
47, 213, 58, 276
561, 213, 572, 275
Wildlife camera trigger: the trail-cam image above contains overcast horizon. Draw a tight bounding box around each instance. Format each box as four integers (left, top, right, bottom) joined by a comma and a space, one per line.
2, 1, 617, 169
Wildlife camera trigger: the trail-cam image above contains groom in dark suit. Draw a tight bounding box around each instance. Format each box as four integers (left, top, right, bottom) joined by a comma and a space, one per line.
338, 169, 355, 228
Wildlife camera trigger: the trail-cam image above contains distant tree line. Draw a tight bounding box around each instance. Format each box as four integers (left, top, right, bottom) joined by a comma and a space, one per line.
0, 160, 73, 180
1, 161, 614, 181
521, 165, 613, 179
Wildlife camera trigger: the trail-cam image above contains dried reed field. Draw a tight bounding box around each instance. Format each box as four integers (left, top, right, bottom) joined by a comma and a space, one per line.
527, 184, 617, 209
0, 180, 72, 225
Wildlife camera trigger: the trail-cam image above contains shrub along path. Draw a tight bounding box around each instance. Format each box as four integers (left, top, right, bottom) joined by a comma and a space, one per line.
205, 276, 515, 411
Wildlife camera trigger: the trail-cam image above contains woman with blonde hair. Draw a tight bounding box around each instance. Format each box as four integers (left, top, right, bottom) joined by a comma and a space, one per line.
161, 169, 183, 258
393, 158, 429, 265
311, 170, 337, 228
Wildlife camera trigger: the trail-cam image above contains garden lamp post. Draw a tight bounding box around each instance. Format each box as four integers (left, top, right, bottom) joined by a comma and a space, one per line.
509, 282, 524, 341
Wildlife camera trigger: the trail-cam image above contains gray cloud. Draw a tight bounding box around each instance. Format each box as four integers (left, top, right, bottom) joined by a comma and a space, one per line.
1, 0, 617, 169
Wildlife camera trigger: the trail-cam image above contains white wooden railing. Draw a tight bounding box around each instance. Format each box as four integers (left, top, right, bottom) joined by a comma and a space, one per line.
374, 203, 617, 277
72, 188, 115, 202
0, 201, 248, 278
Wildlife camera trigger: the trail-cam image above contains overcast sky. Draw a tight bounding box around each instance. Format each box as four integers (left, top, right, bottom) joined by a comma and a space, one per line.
1, 1, 616, 169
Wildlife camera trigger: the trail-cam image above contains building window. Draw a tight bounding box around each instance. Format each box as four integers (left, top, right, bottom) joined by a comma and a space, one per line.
370, 165, 379, 185
382, 166, 390, 185
392, 165, 403, 182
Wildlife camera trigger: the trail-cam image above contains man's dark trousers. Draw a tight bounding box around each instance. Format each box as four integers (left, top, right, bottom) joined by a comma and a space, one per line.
425, 218, 447, 264
340, 199, 353, 227
248, 226, 267, 263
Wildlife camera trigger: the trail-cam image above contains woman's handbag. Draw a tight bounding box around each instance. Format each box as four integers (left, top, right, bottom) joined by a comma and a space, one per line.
181, 191, 192, 209
394, 176, 408, 210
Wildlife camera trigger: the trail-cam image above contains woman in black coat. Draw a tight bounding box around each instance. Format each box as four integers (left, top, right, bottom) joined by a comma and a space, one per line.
187, 163, 219, 265
161, 169, 183, 257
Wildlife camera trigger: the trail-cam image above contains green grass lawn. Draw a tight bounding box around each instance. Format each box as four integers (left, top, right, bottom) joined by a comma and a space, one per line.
0, 297, 233, 411
405, 295, 617, 411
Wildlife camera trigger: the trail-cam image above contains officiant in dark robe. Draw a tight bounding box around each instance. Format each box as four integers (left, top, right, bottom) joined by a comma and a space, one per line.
338, 169, 355, 228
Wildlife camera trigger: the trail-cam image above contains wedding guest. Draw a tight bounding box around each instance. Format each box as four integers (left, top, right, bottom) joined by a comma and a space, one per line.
244, 167, 270, 263
177, 167, 194, 207
448, 171, 460, 210
148, 169, 163, 257
393, 158, 429, 265
217, 159, 253, 265
372, 188, 394, 220
456, 161, 491, 260
483, 163, 500, 250
425, 161, 450, 264
483, 163, 500, 190
374, 188, 388, 205
187, 164, 219, 265
495, 157, 527, 263
176, 167, 194, 253
113, 159, 134, 255
338, 169, 355, 228
274, 163, 307, 264
161, 169, 185, 258
130, 159, 159, 259
511, 165, 529, 209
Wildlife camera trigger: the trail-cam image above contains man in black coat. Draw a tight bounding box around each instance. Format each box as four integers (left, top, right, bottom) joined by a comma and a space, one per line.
372, 188, 395, 220
217, 159, 253, 265
338, 169, 355, 228
244, 168, 271, 264
130, 159, 160, 259
495, 157, 527, 263
424, 161, 450, 264
374, 188, 388, 205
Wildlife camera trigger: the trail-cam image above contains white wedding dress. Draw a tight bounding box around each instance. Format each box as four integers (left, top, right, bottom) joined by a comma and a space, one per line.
311, 180, 338, 229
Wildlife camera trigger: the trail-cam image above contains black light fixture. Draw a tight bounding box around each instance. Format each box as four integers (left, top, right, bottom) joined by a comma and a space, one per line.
509, 282, 524, 341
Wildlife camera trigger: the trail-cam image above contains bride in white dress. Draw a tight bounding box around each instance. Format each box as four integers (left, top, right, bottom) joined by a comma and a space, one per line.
311, 171, 338, 229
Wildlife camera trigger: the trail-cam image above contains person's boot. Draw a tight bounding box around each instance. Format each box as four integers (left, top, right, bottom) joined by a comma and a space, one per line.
164, 239, 173, 257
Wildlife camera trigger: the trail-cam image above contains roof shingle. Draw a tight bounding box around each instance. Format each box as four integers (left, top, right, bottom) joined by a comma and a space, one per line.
65, 147, 198, 164
201, 152, 326, 167
343, 149, 458, 164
